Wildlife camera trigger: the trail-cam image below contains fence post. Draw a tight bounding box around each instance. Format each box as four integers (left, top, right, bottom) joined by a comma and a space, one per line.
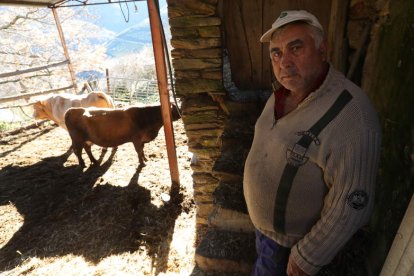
52, 8, 78, 94
106, 68, 111, 95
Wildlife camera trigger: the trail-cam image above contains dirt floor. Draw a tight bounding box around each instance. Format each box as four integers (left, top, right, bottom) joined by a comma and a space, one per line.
0, 119, 201, 275
0, 114, 372, 276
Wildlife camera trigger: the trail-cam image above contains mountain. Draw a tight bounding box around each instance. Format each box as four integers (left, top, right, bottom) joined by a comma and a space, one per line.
90, 1, 169, 58
76, 70, 104, 80
104, 24, 153, 57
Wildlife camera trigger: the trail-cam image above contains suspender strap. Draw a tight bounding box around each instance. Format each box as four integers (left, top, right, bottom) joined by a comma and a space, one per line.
273, 90, 353, 234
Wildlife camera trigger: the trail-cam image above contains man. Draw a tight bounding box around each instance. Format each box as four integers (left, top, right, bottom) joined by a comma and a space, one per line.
243, 10, 382, 275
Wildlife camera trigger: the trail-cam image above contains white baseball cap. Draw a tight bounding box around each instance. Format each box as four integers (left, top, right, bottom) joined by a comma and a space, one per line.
260, 10, 324, 42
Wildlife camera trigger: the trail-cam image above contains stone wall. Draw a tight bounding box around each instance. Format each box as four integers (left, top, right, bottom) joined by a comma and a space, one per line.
167, 0, 225, 228
168, 0, 260, 272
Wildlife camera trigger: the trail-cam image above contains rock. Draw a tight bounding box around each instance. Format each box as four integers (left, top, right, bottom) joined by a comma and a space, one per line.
195, 229, 256, 273
208, 206, 254, 233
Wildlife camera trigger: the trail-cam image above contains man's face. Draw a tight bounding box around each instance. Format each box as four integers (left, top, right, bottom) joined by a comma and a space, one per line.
269, 23, 326, 94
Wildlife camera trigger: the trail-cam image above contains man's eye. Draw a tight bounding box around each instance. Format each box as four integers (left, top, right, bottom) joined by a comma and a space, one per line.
291, 45, 301, 54
272, 51, 281, 58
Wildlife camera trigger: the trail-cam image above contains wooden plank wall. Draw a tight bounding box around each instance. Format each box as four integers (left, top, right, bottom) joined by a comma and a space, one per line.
220, 0, 331, 90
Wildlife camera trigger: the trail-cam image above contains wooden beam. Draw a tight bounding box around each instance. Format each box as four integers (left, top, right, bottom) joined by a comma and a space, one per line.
52, 8, 78, 93
0, 85, 74, 104
0, 60, 68, 79
380, 195, 414, 275
0, 0, 50, 7
328, 0, 349, 74
147, 0, 180, 187
347, 22, 371, 80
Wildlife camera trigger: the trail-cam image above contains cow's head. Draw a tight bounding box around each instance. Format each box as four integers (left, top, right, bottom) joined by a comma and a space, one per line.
32, 100, 49, 119
171, 103, 181, 121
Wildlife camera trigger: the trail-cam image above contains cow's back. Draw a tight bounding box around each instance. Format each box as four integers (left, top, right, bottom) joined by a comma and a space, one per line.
82, 92, 115, 108
65, 107, 135, 147
66, 104, 180, 166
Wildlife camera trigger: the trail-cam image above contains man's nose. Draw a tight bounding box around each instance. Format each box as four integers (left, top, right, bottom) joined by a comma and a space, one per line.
280, 52, 293, 67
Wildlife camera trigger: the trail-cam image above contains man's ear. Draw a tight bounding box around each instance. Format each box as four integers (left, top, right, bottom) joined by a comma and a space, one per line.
319, 39, 328, 61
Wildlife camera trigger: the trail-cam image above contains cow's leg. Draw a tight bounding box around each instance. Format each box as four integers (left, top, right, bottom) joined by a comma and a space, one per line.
84, 143, 98, 165
67, 144, 73, 153
102, 146, 116, 155
72, 144, 85, 167
132, 140, 146, 166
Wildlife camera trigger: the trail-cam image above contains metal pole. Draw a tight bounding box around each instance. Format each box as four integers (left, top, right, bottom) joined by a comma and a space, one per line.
105, 68, 111, 95
147, 0, 180, 186
52, 8, 78, 94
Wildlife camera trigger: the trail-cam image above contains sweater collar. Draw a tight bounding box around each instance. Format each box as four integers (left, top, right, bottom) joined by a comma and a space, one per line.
297, 64, 342, 106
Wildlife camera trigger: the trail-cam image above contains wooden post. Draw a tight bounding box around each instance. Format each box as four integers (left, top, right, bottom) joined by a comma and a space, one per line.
346, 22, 371, 80
147, 0, 180, 187
52, 8, 78, 94
328, 0, 349, 74
380, 195, 414, 275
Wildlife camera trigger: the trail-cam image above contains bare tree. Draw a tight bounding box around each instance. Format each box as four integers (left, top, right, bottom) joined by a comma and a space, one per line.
0, 7, 113, 97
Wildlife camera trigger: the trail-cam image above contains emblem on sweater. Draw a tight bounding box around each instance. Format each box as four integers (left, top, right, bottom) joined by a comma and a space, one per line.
286, 143, 309, 166
286, 131, 320, 166
347, 190, 369, 210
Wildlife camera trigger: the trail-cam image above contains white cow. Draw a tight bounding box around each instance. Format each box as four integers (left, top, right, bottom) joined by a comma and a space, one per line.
33, 91, 115, 130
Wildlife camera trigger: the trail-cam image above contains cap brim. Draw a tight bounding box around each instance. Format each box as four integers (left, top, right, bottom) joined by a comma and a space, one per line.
260, 27, 276, 42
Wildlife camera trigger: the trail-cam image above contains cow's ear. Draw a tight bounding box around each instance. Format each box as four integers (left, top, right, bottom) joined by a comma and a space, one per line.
43, 100, 52, 111
38, 101, 46, 111
34, 101, 43, 110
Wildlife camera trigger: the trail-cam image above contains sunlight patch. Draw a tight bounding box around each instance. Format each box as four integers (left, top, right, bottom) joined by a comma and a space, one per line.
0, 202, 23, 247
97, 251, 154, 275
164, 211, 197, 275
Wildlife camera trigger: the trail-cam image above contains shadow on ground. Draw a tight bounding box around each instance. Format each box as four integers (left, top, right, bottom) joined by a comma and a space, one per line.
0, 147, 183, 275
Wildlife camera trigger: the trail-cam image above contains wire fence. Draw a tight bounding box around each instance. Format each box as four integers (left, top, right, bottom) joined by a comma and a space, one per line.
88, 76, 161, 107
0, 76, 165, 131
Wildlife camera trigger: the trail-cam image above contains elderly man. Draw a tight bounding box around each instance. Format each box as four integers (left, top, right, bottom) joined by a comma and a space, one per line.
243, 10, 382, 276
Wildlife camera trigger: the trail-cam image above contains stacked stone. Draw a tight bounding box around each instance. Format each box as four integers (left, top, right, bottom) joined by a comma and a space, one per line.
194, 101, 259, 273
168, 1, 257, 273
168, 0, 225, 227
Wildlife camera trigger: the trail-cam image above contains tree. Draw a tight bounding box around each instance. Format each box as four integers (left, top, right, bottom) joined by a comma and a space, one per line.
0, 7, 113, 97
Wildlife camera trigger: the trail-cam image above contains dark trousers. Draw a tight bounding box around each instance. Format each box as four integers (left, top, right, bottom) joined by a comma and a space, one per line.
253, 230, 291, 276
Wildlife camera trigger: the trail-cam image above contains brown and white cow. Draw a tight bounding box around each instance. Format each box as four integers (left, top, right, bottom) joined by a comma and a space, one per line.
33, 91, 115, 130
64, 104, 181, 167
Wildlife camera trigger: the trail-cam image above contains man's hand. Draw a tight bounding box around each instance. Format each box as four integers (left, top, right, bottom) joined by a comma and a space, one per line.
287, 255, 310, 276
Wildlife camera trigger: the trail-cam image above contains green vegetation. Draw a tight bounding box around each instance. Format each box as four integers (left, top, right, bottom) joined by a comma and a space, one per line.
0, 121, 22, 132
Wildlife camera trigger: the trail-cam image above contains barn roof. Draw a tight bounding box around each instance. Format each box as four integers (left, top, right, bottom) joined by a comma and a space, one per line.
0, 0, 143, 8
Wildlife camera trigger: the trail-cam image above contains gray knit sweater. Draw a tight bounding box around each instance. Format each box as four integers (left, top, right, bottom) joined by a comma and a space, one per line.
243, 66, 382, 275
